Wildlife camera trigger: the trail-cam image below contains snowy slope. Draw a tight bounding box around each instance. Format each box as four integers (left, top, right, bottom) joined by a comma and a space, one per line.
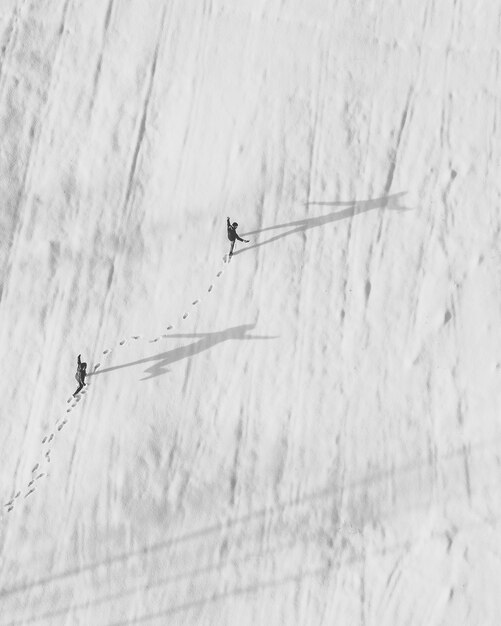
1, 1, 501, 625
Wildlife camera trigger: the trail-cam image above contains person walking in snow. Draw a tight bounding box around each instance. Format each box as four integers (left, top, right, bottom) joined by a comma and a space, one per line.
73, 354, 87, 396
227, 217, 249, 257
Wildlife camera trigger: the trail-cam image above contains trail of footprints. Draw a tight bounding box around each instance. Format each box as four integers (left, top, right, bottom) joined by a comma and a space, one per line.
4, 258, 230, 513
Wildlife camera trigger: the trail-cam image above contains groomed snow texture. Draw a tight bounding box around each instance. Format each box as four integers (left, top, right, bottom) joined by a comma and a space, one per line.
1, 1, 501, 625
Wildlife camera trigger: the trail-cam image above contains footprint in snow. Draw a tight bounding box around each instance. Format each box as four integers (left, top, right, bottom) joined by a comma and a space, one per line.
7, 506, 13, 512
36, 473, 45, 480
28, 480, 34, 487
192, 300, 199, 305
57, 421, 67, 431
119, 339, 126, 345
150, 337, 159, 343
103, 349, 111, 355
48, 434, 54, 443
182, 313, 189, 319
24, 489, 35, 498
216, 271, 223, 277
132, 335, 141, 340
67, 397, 72, 403
42, 436, 47, 443
32, 464, 39, 473
94, 363, 101, 371
4, 501, 13, 507
15, 491, 20, 499
208, 285, 213, 292
166, 325, 173, 330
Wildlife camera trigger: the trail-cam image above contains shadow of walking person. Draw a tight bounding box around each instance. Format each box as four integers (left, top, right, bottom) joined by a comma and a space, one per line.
236, 191, 411, 255
89, 324, 276, 381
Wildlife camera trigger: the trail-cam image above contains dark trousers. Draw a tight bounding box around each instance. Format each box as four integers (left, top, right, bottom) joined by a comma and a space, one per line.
73, 375, 86, 396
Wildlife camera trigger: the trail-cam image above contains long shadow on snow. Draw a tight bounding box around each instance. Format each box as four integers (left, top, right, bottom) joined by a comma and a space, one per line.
97, 510, 501, 626
20, 539, 410, 626
88, 324, 275, 381
3, 437, 498, 609
235, 191, 411, 256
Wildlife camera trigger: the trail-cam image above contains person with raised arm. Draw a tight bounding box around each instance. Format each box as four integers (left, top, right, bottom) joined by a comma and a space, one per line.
227, 217, 249, 258
73, 354, 87, 397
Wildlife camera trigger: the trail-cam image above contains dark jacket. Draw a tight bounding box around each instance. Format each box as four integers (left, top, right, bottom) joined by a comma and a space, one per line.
227, 218, 244, 242
76, 354, 87, 384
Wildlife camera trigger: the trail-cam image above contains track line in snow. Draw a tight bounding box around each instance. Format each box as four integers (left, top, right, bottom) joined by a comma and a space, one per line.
4, 386, 90, 511
95, 256, 230, 354
3, 254, 233, 512
93, 255, 229, 357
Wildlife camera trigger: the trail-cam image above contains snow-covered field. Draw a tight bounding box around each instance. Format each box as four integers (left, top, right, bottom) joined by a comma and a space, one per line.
1, 1, 500, 624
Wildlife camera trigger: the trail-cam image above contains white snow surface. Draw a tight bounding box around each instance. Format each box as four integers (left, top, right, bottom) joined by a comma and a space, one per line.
1, 1, 500, 624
